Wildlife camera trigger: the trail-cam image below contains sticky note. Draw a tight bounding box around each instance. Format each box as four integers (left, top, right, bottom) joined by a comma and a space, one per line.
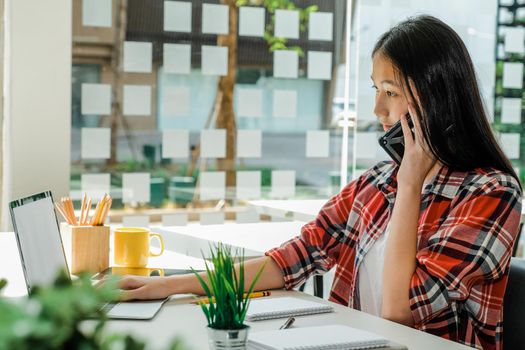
162, 87, 190, 117
123, 215, 150, 228
237, 129, 262, 158
306, 130, 330, 158
81, 83, 111, 115
81, 128, 110, 159
273, 50, 298, 79
202, 3, 229, 35
308, 12, 333, 41
237, 88, 263, 118
164, 43, 191, 74
505, 27, 525, 54
239, 6, 265, 37
122, 173, 151, 203
200, 212, 225, 225
501, 98, 522, 124
271, 170, 295, 199
82, 0, 112, 27
81, 174, 110, 201
123, 41, 152, 73
201, 129, 226, 158
275, 9, 299, 39
123, 85, 151, 116
307, 51, 332, 80
202, 45, 228, 76
503, 62, 523, 89
162, 213, 188, 226
500, 133, 521, 159
162, 129, 189, 158
164, 1, 192, 33
273, 90, 297, 118
356, 132, 378, 159
200, 171, 225, 200
236, 171, 261, 199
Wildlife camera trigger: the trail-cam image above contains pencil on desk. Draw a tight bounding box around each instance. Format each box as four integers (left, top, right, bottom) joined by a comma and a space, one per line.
193, 291, 271, 305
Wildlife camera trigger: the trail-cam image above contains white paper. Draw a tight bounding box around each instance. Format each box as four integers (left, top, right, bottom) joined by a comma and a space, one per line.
306, 130, 330, 158
81, 174, 110, 201
200, 212, 225, 225
82, 0, 112, 27
123, 41, 152, 73
237, 88, 263, 118
273, 50, 298, 79
308, 12, 333, 41
201, 129, 226, 158
275, 9, 299, 39
356, 132, 378, 159
200, 171, 226, 201
500, 133, 521, 159
81, 83, 111, 115
307, 51, 332, 80
236, 207, 259, 223
162, 129, 189, 158
237, 129, 262, 158
505, 27, 525, 54
202, 3, 229, 35
503, 62, 523, 89
122, 215, 150, 228
239, 6, 265, 37
122, 173, 151, 203
271, 171, 295, 199
164, 43, 191, 74
123, 85, 151, 116
81, 128, 110, 159
501, 98, 522, 124
201, 45, 228, 76
236, 171, 261, 199
162, 87, 190, 117
164, 1, 192, 33
273, 90, 297, 118
162, 213, 188, 226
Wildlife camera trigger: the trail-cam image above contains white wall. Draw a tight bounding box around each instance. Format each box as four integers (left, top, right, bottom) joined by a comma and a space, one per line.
2, 0, 71, 229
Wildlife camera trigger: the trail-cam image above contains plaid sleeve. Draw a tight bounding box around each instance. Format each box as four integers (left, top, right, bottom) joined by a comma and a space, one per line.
409, 181, 522, 326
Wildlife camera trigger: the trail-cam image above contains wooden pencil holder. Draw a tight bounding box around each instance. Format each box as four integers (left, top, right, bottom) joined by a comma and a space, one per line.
61, 225, 110, 274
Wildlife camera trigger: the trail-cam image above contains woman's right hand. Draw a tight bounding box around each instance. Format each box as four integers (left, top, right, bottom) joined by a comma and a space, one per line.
117, 275, 174, 301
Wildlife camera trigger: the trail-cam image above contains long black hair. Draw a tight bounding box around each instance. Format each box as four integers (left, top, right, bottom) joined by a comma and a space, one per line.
373, 15, 521, 188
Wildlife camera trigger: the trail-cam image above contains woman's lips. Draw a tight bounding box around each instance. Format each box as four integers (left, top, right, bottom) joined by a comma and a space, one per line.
382, 124, 393, 132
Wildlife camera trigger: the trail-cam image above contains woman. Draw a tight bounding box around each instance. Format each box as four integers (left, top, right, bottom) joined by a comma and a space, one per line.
117, 16, 522, 350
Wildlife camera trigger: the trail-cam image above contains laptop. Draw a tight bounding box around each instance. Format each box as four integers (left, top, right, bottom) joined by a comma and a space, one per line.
9, 191, 168, 320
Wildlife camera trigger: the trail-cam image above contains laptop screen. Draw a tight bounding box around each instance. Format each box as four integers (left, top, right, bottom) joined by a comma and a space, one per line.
10, 191, 69, 292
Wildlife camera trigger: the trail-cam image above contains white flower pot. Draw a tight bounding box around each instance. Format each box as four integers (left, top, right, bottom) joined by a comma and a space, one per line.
207, 325, 250, 350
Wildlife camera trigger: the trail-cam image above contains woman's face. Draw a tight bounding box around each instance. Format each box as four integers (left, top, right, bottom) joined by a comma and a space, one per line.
371, 53, 409, 132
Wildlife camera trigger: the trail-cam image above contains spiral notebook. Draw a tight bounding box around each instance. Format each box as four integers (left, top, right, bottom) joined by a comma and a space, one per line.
248, 324, 390, 350
245, 297, 334, 321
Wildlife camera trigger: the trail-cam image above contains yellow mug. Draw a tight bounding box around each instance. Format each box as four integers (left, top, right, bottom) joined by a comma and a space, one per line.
114, 227, 165, 267
110, 266, 165, 277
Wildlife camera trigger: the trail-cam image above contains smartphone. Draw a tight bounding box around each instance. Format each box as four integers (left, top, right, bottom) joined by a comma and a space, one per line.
377, 115, 414, 165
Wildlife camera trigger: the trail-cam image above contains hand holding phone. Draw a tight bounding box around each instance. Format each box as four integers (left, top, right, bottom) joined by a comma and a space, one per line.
378, 114, 415, 165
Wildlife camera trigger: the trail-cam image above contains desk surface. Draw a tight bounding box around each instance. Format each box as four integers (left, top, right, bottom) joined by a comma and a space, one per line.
249, 199, 327, 221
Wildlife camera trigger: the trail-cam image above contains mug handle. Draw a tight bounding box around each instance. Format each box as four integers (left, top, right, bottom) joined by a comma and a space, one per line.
149, 233, 165, 257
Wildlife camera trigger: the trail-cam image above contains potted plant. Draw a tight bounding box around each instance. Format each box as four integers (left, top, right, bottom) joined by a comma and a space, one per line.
192, 244, 265, 350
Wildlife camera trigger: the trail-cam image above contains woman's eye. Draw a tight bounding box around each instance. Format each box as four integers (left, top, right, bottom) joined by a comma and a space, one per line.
386, 91, 397, 97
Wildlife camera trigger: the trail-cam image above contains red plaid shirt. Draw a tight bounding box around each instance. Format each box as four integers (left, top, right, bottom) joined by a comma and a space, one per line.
266, 161, 522, 350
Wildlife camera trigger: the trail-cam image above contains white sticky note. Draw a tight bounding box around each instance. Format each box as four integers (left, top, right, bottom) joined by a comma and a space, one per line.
82, 0, 112, 27
273, 90, 297, 118
500, 133, 521, 159
306, 130, 330, 158
236, 171, 261, 199
501, 98, 522, 124
200, 171, 226, 200
237, 88, 263, 118
503, 62, 523, 89
275, 9, 299, 39
271, 170, 295, 199
162, 213, 188, 226
122, 173, 151, 203
123, 215, 150, 228
273, 50, 298, 79
356, 132, 378, 159
200, 212, 225, 225
307, 51, 332, 80
236, 207, 259, 223
162, 87, 190, 117
201, 129, 226, 158
162, 129, 189, 158
81, 128, 110, 159
164, 43, 191, 74
123, 41, 152, 73
505, 27, 525, 54
239, 6, 265, 37
202, 45, 228, 76
237, 129, 262, 158
202, 3, 229, 35
81, 83, 111, 115
123, 85, 151, 116
81, 174, 110, 201
164, 1, 192, 33
309, 12, 333, 41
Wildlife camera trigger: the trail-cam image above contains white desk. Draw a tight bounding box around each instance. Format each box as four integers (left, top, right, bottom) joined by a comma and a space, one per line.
248, 199, 327, 222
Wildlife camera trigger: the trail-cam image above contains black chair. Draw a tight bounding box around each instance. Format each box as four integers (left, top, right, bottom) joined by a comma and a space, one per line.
503, 258, 525, 350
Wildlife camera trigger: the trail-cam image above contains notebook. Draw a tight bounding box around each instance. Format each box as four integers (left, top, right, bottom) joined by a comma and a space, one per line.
248, 324, 389, 350
245, 297, 334, 321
